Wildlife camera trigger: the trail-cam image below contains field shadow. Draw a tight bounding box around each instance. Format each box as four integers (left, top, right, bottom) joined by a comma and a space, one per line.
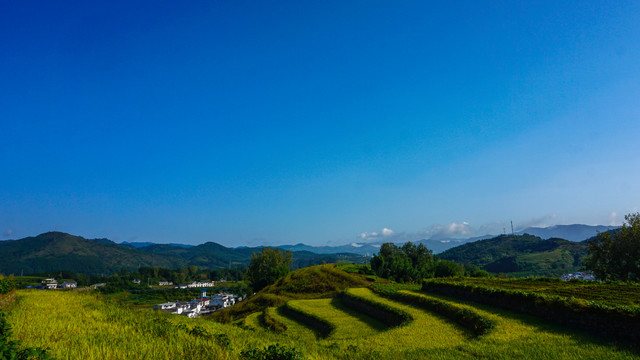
330, 297, 389, 332
418, 290, 640, 356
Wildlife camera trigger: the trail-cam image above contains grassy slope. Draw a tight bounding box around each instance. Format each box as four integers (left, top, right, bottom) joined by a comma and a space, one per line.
210, 264, 371, 322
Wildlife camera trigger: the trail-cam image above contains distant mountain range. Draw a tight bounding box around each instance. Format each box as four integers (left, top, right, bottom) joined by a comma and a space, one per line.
516, 224, 618, 242
0, 224, 616, 277
0, 232, 367, 276
276, 224, 618, 256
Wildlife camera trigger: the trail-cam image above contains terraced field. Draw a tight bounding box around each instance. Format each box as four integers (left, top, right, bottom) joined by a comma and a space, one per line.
261, 287, 639, 359
5, 271, 640, 359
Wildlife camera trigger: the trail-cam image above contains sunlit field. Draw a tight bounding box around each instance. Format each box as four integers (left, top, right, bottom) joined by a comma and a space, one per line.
5, 285, 639, 359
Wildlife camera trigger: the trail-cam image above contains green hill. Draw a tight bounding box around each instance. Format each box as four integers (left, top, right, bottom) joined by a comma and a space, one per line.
0, 232, 185, 275
438, 234, 587, 276
0, 232, 367, 276
211, 264, 372, 322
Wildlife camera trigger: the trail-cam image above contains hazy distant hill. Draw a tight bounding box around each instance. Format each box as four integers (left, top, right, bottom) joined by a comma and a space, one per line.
0, 232, 366, 276
274, 225, 615, 256
517, 224, 618, 242
438, 234, 588, 276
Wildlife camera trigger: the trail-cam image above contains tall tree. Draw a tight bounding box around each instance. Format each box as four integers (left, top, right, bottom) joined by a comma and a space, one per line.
584, 213, 640, 281
245, 248, 292, 291
370, 242, 435, 282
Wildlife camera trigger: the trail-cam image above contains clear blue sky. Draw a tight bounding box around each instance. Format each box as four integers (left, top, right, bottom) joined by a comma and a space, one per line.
2, 1, 639, 246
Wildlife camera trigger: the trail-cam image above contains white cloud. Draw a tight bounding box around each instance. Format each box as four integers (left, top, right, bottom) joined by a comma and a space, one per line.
426, 221, 473, 240
358, 228, 396, 242
351, 243, 363, 248
608, 212, 619, 226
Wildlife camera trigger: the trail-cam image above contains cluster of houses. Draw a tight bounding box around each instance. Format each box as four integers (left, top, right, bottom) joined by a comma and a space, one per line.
154, 291, 243, 318
560, 272, 596, 281
176, 280, 216, 289
28, 278, 77, 290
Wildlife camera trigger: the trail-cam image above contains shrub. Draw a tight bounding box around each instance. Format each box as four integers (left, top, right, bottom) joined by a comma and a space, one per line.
240, 343, 303, 360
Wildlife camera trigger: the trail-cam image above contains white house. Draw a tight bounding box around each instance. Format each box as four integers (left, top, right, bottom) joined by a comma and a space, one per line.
60, 281, 77, 289
158, 281, 173, 286
154, 302, 177, 311
42, 278, 57, 289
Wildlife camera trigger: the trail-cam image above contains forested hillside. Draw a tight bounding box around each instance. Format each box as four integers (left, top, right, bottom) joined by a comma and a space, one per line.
438, 234, 587, 276
0, 232, 366, 276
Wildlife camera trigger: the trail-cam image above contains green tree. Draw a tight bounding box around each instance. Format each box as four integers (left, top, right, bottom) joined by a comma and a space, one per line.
370, 242, 435, 282
245, 248, 292, 292
434, 260, 464, 277
583, 213, 640, 281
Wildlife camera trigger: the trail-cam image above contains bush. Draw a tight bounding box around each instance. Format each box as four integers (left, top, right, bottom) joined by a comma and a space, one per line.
240, 343, 303, 360
0, 276, 16, 295
434, 260, 464, 278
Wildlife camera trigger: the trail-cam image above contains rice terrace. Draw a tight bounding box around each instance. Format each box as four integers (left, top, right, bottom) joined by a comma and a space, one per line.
2, 263, 639, 359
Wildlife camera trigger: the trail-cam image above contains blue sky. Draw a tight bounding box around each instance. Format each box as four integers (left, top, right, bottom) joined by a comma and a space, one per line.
2, 1, 640, 246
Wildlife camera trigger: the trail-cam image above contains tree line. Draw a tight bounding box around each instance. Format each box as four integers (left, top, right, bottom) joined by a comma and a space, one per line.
370, 242, 489, 283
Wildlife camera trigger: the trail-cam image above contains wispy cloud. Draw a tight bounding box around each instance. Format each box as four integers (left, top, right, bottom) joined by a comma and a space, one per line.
515, 214, 557, 230
2, 228, 13, 238
424, 222, 473, 240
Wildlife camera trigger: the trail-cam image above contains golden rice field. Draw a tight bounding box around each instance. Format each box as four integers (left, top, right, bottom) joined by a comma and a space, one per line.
4, 287, 640, 359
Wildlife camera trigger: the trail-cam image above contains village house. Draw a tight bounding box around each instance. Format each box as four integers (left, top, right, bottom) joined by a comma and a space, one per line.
186, 280, 215, 288
154, 290, 240, 318
158, 281, 173, 286
42, 278, 57, 289
154, 302, 177, 311
59, 281, 77, 289
132, 279, 141, 285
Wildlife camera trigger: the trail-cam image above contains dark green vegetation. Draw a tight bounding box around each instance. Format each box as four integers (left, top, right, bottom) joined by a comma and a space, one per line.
438, 277, 640, 307
370, 242, 435, 282
0, 232, 366, 276
370, 242, 488, 282
584, 213, 640, 281
438, 234, 587, 276
240, 343, 302, 360
246, 248, 293, 292
211, 264, 370, 323
0, 276, 16, 295
422, 278, 640, 342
